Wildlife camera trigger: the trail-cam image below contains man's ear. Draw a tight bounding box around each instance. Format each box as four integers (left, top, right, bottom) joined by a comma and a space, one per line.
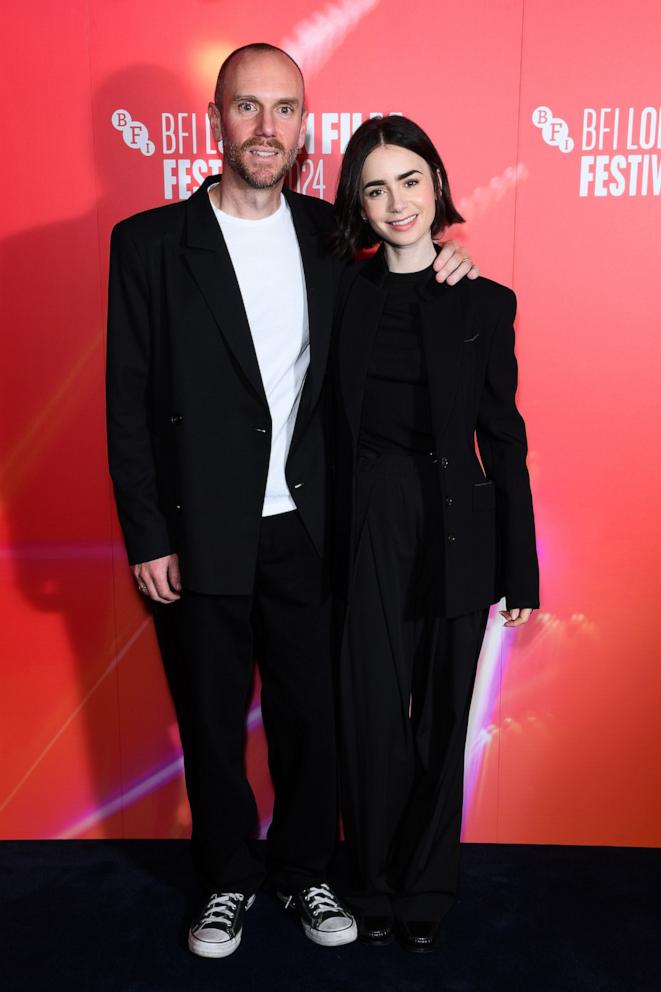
208, 102, 222, 145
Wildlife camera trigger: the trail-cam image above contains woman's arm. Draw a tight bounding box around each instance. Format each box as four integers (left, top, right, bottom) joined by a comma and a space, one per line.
475, 290, 539, 612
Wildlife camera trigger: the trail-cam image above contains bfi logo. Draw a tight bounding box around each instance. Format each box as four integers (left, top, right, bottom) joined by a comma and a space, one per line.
112, 109, 155, 157
531, 106, 574, 154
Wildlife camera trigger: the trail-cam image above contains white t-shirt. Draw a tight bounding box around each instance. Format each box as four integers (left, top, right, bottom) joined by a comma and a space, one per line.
210, 190, 309, 517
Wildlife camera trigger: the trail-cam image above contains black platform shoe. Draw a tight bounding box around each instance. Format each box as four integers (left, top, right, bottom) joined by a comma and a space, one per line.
357, 915, 395, 945
396, 919, 440, 953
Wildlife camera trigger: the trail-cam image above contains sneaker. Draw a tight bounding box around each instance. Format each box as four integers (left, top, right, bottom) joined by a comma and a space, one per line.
188, 891, 255, 958
278, 883, 357, 947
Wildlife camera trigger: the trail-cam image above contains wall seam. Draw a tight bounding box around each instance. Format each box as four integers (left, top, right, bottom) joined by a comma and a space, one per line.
497, 0, 527, 845
84, 0, 128, 840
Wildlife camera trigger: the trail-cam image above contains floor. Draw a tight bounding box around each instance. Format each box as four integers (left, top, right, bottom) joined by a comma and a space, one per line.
2, 841, 659, 991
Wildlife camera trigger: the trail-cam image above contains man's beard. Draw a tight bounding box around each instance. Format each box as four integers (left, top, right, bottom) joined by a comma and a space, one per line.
223, 136, 300, 189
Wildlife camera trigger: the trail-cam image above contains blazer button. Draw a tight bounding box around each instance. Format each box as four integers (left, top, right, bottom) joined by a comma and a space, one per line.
170, 414, 183, 425
445, 496, 454, 507
175, 504, 182, 511
253, 426, 268, 433
440, 457, 449, 469
447, 534, 456, 543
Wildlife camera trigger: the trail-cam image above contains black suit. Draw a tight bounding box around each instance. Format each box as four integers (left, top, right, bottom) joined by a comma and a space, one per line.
106, 175, 344, 894
331, 247, 539, 922
107, 175, 341, 591
333, 246, 539, 617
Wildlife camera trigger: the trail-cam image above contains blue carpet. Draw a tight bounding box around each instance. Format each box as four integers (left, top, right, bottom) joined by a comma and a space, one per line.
1, 841, 658, 991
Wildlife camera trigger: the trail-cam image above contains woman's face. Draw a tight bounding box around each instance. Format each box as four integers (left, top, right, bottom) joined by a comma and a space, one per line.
359, 143, 437, 249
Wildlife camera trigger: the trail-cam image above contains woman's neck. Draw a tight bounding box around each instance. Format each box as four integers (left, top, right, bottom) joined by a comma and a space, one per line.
383, 236, 437, 273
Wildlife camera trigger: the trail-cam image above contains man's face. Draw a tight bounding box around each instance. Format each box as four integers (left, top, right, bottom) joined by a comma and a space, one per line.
209, 51, 307, 190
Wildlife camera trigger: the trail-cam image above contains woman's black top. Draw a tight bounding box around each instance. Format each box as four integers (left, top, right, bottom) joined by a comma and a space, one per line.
358, 264, 435, 455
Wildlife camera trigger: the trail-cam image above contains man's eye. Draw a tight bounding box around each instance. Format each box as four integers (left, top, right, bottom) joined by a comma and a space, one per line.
279, 106, 293, 115
238, 102, 255, 112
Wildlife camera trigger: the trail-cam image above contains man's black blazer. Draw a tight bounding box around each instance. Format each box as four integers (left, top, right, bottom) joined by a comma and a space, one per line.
106, 174, 343, 594
332, 246, 540, 618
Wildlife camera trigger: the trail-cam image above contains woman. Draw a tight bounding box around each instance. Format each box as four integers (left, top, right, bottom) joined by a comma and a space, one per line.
330, 116, 539, 952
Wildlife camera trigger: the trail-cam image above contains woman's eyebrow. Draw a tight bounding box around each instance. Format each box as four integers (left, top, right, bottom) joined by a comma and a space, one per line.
363, 169, 422, 190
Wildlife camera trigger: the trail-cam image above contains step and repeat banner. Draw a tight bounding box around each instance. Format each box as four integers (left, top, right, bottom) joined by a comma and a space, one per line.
1, 0, 660, 844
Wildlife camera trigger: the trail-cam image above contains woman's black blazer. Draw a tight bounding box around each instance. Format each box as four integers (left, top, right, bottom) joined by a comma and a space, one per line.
331, 246, 539, 618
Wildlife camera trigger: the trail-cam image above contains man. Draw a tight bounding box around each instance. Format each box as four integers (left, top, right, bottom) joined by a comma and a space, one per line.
106, 42, 476, 959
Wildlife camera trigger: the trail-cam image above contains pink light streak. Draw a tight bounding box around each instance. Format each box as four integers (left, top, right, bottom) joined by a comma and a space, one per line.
462, 604, 513, 833
56, 703, 265, 839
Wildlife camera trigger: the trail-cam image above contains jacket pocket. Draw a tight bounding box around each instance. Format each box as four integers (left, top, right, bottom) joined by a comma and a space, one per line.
472, 480, 495, 511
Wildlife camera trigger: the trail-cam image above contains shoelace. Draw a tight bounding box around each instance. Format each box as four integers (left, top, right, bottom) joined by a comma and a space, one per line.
302, 885, 346, 917
198, 892, 243, 928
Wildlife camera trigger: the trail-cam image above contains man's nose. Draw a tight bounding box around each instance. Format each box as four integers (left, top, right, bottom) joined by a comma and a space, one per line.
256, 109, 276, 136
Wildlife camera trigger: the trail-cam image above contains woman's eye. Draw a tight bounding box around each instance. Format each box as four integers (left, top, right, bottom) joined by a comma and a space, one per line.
404, 179, 419, 188
368, 189, 384, 198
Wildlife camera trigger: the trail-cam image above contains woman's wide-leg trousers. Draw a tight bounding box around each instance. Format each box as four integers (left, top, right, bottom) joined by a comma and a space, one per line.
339, 450, 489, 922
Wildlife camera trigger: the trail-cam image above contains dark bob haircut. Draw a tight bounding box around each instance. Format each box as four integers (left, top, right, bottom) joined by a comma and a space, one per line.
330, 115, 464, 259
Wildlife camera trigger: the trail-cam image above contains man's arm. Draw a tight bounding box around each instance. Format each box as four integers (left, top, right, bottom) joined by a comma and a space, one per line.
106, 222, 179, 602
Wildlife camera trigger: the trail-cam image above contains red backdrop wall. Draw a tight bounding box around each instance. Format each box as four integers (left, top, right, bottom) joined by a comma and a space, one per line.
1, 0, 660, 845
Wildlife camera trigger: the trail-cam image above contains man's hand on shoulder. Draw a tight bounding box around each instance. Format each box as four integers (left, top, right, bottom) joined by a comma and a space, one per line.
433, 240, 479, 285
133, 554, 181, 604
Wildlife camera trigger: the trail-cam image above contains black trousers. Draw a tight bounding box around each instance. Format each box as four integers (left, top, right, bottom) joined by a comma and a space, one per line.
339, 451, 489, 922
154, 510, 337, 896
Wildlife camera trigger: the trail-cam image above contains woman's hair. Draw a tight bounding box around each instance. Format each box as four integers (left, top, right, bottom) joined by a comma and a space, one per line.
330, 115, 464, 259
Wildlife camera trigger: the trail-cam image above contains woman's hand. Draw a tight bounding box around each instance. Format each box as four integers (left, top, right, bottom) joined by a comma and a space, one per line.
432, 240, 479, 285
499, 607, 533, 627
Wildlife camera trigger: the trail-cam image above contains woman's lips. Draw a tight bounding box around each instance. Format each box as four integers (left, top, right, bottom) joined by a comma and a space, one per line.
388, 214, 418, 232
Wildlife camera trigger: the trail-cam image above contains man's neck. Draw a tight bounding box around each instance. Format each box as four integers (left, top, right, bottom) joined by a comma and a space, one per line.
211, 170, 284, 220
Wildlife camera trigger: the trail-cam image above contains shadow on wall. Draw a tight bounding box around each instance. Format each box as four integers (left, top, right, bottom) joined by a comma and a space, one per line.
0, 65, 272, 846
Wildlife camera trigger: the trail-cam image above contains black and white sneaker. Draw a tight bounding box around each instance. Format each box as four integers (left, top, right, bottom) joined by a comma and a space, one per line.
188, 891, 255, 958
278, 883, 357, 947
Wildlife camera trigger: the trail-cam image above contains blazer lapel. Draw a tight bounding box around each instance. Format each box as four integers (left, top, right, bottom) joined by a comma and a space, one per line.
339, 248, 386, 441
418, 275, 472, 441
181, 176, 268, 409
284, 189, 334, 422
